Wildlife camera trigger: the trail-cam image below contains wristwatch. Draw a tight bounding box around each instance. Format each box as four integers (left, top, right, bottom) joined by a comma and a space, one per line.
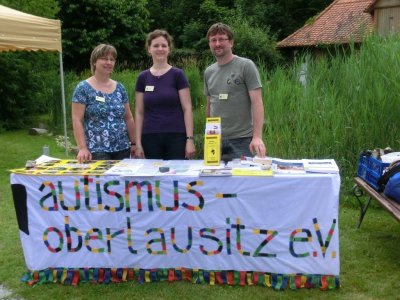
186, 136, 194, 140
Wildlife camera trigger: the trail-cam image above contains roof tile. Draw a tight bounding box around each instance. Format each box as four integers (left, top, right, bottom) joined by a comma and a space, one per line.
277, 0, 375, 48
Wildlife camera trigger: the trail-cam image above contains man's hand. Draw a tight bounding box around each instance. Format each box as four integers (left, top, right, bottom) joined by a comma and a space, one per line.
249, 137, 266, 158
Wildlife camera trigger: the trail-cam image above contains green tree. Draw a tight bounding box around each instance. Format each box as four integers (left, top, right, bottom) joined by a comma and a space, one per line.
56, 0, 150, 71
193, 1, 282, 68
147, 0, 203, 48
227, 16, 282, 68
147, 0, 284, 67
0, 0, 59, 17
234, 0, 333, 39
179, 0, 232, 53
147, 0, 232, 48
147, 0, 333, 49
146, 0, 235, 67
0, 53, 48, 130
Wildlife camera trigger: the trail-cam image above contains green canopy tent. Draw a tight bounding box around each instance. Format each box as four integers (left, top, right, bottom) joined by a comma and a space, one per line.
0, 4, 68, 155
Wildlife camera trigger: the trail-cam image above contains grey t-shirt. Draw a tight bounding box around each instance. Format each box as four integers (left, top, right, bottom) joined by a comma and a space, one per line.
204, 56, 262, 139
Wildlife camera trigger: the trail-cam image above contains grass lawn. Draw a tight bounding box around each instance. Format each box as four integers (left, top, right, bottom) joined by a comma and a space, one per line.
1, 130, 399, 299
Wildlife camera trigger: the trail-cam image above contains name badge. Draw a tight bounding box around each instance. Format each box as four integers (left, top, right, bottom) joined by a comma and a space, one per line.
145, 85, 155, 92
219, 93, 228, 100
95, 96, 105, 102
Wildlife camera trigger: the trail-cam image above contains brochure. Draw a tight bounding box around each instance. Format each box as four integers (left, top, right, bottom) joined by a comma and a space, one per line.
163, 160, 203, 176
103, 161, 144, 175
232, 167, 273, 176
302, 159, 339, 173
272, 158, 306, 174
199, 168, 232, 177
104, 159, 163, 176
240, 156, 272, 168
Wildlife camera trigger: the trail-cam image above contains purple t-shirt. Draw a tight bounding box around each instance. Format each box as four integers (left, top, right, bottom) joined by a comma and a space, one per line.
135, 67, 189, 134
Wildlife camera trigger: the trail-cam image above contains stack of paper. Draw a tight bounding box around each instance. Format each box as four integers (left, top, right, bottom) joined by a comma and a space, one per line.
302, 159, 339, 173
240, 156, 272, 169
199, 168, 232, 176
104, 159, 162, 176
381, 152, 400, 164
272, 158, 305, 174
231, 168, 273, 176
103, 161, 144, 175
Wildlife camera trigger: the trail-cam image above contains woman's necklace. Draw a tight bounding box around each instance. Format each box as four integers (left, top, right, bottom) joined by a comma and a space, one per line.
150, 65, 171, 78
92, 76, 114, 93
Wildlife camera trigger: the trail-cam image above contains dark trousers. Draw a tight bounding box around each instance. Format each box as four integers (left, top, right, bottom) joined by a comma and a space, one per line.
221, 136, 253, 159
142, 133, 186, 160
91, 148, 130, 160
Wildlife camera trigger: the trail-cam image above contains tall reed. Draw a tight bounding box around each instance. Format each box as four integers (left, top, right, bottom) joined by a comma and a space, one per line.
264, 34, 400, 180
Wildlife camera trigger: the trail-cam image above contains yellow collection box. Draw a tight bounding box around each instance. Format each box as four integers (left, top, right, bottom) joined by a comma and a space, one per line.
204, 117, 221, 166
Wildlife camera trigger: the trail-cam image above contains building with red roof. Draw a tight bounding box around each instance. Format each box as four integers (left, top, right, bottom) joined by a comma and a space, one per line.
277, 0, 400, 57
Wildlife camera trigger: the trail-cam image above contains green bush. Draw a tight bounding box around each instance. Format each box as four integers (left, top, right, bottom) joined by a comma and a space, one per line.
183, 63, 204, 109
0, 52, 52, 130
226, 16, 283, 69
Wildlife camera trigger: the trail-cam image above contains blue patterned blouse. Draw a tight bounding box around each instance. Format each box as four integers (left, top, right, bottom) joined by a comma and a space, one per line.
72, 80, 130, 153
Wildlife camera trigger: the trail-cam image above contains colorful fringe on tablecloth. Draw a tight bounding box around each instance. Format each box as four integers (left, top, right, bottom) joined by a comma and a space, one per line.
21, 268, 340, 290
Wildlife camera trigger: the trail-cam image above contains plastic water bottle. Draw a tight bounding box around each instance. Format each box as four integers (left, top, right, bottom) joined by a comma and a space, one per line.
43, 145, 49, 156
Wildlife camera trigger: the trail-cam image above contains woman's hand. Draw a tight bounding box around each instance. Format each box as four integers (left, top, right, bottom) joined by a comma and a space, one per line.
76, 148, 92, 164
185, 139, 196, 159
135, 144, 145, 158
129, 143, 136, 158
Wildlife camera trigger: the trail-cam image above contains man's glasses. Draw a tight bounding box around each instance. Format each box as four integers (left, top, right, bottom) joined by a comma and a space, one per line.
98, 57, 115, 62
209, 38, 230, 44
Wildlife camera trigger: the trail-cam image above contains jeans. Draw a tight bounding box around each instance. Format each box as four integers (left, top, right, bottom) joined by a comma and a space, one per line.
91, 148, 131, 160
221, 136, 253, 159
142, 133, 186, 160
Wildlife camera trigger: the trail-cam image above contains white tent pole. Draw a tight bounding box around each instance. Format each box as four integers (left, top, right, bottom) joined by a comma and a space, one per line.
59, 51, 68, 156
